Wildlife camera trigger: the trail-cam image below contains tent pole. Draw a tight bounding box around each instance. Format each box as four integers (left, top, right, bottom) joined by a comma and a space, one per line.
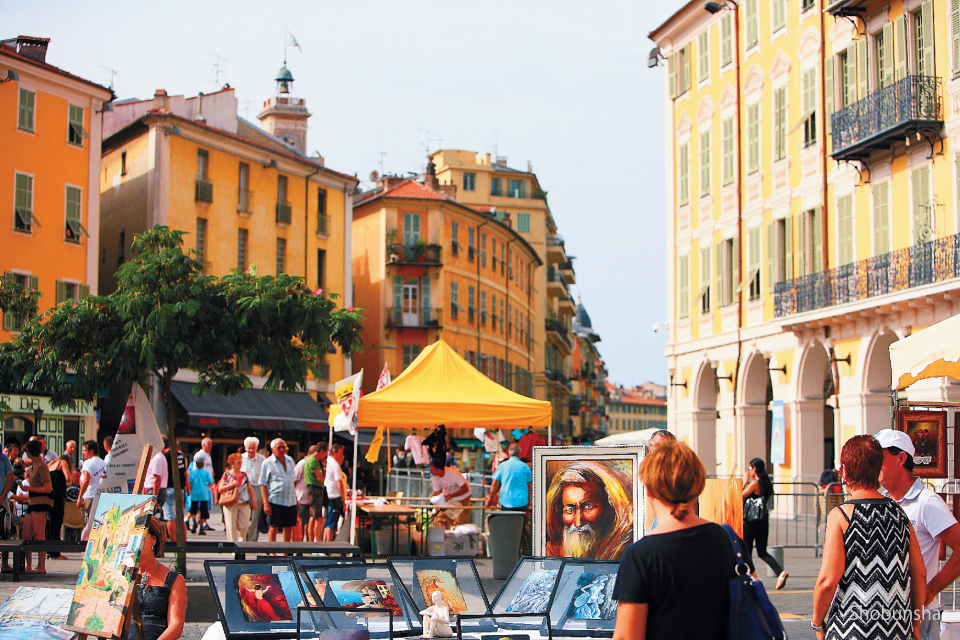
350, 427, 359, 546
548, 424, 552, 448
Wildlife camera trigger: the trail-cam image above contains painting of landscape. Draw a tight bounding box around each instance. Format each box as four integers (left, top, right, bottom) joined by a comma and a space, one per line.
65, 494, 156, 638
0, 587, 75, 640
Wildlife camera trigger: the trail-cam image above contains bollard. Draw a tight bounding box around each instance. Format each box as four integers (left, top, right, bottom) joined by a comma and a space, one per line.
766, 546, 785, 578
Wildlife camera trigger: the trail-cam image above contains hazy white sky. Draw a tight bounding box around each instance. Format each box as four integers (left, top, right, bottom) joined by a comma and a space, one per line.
7, 0, 678, 386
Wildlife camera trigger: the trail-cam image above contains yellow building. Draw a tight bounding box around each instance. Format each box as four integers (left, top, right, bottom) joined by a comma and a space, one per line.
0, 36, 112, 450
428, 150, 578, 439
605, 383, 668, 435
652, 0, 960, 480
98, 69, 357, 461
351, 175, 541, 400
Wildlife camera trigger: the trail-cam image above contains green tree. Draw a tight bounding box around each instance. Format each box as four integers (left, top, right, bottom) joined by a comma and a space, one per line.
0, 226, 364, 567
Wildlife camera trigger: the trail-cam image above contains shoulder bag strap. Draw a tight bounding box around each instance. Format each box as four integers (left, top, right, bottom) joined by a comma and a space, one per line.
720, 524, 750, 575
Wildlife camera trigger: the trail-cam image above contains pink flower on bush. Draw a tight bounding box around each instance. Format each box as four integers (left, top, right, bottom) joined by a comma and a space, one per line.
347, 306, 354, 312
313, 288, 323, 296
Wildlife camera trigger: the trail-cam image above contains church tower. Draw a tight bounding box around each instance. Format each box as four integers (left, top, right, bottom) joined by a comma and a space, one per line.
257, 65, 311, 153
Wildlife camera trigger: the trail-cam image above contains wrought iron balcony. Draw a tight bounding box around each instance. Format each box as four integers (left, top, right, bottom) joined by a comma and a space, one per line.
237, 189, 253, 213
545, 316, 572, 350
317, 214, 330, 236
276, 201, 292, 224
387, 243, 442, 265
195, 180, 213, 203
386, 307, 442, 328
774, 231, 960, 317
831, 75, 943, 162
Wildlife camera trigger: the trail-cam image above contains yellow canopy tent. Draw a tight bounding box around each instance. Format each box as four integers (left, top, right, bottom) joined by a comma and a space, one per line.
890, 314, 960, 390
357, 338, 552, 428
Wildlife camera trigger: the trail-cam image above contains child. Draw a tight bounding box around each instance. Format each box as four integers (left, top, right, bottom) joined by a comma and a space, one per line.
187, 452, 214, 535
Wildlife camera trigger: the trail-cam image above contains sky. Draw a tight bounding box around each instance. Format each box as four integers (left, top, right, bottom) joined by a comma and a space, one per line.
7, 0, 678, 386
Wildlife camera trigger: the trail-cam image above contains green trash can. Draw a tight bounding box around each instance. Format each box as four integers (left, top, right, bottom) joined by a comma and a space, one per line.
486, 511, 525, 580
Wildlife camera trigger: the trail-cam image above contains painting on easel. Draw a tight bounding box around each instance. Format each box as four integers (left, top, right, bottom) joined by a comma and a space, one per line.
64, 494, 156, 638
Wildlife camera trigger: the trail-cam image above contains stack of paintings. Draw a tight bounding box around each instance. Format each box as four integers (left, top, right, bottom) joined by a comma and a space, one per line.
0, 587, 75, 640
205, 561, 307, 638
546, 560, 620, 638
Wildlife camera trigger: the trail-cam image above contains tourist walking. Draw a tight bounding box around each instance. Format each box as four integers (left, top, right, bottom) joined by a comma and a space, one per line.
742, 457, 788, 589
613, 441, 737, 640
21, 440, 53, 574
76, 440, 105, 523
813, 435, 926, 640
241, 437, 266, 541
304, 443, 327, 542
259, 439, 297, 542
162, 441, 188, 542
877, 428, 960, 640
219, 453, 255, 542
294, 447, 314, 541
323, 445, 347, 542
187, 452, 214, 535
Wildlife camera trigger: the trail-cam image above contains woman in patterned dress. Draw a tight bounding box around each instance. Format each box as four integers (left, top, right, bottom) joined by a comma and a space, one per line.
813, 435, 926, 640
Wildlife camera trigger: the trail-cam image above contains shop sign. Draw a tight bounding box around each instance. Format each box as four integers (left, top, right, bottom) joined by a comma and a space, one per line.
0, 393, 95, 417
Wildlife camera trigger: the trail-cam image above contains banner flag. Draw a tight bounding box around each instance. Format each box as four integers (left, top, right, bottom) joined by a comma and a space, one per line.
99, 384, 164, 494
365, 424, 385, 464
375, 363, 391, 391
334, 370, 363, 434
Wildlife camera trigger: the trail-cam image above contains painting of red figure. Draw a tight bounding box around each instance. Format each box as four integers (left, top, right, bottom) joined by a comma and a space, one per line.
235, 574, 293, 622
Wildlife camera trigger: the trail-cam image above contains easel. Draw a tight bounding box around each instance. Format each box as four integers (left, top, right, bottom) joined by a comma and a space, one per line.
65, 445, 154, 640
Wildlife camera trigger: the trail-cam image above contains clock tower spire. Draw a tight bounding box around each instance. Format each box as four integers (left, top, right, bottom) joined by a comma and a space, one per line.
257, 64, 311, 153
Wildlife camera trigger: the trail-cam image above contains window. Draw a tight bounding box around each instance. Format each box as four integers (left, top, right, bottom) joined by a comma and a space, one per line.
18, 89, 35, 133
491, 239, 497, 270
517, 212, 531, 233
913, 165, 932, 244
699, 246, 711, 314
402, 345, 421, 371
745, 0, 759, 49
833, 196, 853, 265
678, 142, 690, 205
276, 238, 286, 275
953, 0, 960, 78
119, 230, 126, 265
678, 254, 690, 319
721, 14, 733, 67
772, 0, 786, 33
508, 179, 526, 198
238, 229, 248, 271
64, 185, 85, 243
468, 227, 476, 261
481, 232, 487, 266
402, 212, 421, 245
317, 249, 326, 289
197, 150, 209, 181
468, 285, 476, 322
801, 69, 817, 147
55, 280, 88, 306
196, 218, 207, 263
868, 183, 889, 256
667, 43, 691, 98
481, 290, 487, 325
772, 87, 787, 161
491, 294, 497, 329
720, 117, 736, 186
2, 273, 37, 331
716, 236, 737, 307
768, 216, 793, 288
14, 173, 34, 233
915, 2, 934, 77
839, 49, 853, 108
276, 175, 290, 223
451, 220, 459, 256
451, 281, 459, 319
491, 177, 503, 196
238, 163, 250, 213
316, 187, 328, 234
747, 227, 761, 300
698, 30, 710, 84
463, 172, 476, 191
68, 105, 84, 146
121, 151, 128, 176
876, 24, 894, 89
797, 207, 823, 276
802, 0, 815, 11
747, 102, 760, 174
700, 130, 712, 196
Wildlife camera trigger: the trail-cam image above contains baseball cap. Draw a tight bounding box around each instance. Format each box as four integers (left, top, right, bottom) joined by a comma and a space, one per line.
874, 429, 915, 457
193, 451, 206, 463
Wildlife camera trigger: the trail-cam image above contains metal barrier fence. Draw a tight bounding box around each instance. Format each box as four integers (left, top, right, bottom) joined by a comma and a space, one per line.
768, 482, 825, 555
387, 469, 493, 527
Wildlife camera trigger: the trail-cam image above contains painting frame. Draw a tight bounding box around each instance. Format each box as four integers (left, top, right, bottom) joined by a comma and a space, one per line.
546, 559, 620, 638
387, 556, 490, 636
204, 560, 308, 639
295, 606, 393, 640
0, 586, 76, 640
532, 445, 645, 561
454, 613, 552, 639
897, 410, 948, 478
489, 556, 564, 616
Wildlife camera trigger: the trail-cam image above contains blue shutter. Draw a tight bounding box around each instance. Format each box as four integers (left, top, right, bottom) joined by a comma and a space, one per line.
421, 276, 431, 325
393, 275, 402, 323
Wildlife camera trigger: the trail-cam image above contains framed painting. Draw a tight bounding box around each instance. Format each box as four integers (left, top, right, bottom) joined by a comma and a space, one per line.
296, 606, 392, 640
489, 556, 564, 616
0, 587, 75, 640
64, 494, 156, 639
387, 557, 490, 636
204, 560, 308, 638
699, 478, 744, 539
547, 559, 620, 638
898, 410, 948, 478
532, 445, 645, 561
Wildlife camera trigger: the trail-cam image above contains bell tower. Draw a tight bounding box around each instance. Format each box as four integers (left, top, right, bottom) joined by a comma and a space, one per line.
257, 65, 311, 153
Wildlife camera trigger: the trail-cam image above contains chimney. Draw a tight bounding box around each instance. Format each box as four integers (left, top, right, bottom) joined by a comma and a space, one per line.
152, 89, 169, 112
438, 184, 457, 199
382, 176, 405, 189
16, 37, 50, 64
423, 160, 440, 190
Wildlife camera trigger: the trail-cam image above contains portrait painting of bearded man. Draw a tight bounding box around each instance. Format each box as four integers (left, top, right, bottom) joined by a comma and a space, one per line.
533, 450, 642, 561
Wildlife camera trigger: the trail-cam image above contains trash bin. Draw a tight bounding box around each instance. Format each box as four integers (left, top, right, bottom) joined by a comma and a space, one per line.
486, 511, 525, 580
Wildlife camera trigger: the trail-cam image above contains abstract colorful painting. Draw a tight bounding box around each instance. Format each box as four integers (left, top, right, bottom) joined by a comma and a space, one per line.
327, 580, 402, 618
415, 569, 467, 615
700, 478, 744, 539
564, 573, 617, 620
505, 570, 558, 614
0, 587, 75, 640
65, 494, 155, 638
236, 574, 293, 622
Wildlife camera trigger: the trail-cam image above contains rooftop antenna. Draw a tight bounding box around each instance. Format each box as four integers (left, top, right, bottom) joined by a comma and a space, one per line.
195, 53, 228, 86
100, 66, 118, 90
242, 100, 252, 119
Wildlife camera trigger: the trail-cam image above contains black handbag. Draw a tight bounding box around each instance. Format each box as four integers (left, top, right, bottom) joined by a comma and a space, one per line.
743, 495, 765, 522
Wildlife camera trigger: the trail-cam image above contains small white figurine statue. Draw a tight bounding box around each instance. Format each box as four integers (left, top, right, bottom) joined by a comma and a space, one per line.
419, 589, 452, 638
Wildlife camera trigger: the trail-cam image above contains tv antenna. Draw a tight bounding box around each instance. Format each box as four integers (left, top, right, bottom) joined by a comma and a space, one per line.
196, 53, 229, 86
100, 66, 118, 90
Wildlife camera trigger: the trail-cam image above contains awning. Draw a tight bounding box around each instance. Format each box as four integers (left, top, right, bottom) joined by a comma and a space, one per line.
171, 381, 328, 433
890, 314, 960, 390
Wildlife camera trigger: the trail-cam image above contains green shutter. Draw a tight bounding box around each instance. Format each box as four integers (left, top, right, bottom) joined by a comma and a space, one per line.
68, 104, 84, 144
882, 22, 895, 87
747, 102, 760, 174
28, 276, 38, 292
774, 87, 787, 160
732, 235, 740, 297
55, 281, 67, 306
798, 212, 807, 276
393, 275, 402, 323
953, 0, 960, 78
722, 117, 734, 185
421, 276, 431, 325
15, 174, 31, 211
698, 31, 709, 83
716, 241, 723, 307
679, 255, 690, 318
773, 0, 785, 32
683, 45, 691, 93
873, 182, 890, 256
667, 53, 677, 99
679, 143, 690, 205
79, 284, 90, 299
838, 197, 854, 265
858, 37, 868, 99
812, 206, 824, 271
921, 1, 935, 76
746, 0, 759, 48
721, 14, 733, 67
65, 186, 81, 221
18, 89, 35, 132
896, 16, 909, 81
2, 273, 13, 330
825, 56, 834, 118
913, 165, 931, 243
845, 46, 858, 106
784, 216, 793, 280
700, 130, 711, 196
766, 222, 774, 291
701, 246, 711, 312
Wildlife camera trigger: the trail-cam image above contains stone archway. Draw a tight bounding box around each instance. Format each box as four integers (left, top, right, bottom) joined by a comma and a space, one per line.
794, 341, 832, 478
738, 352, 772, 474
862, 330, 898, 435
692, 362, 718, 474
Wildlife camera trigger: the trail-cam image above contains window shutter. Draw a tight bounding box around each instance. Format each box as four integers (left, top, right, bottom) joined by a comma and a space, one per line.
66, 187, 81, 221
784, 216, 793, 280
812, 206, 824, 271
698, 31, 710, 83
18, 89, 34, 131
749, 227, 761, 273
896, 16, 909, 80
825, 56, 834, 118
773, 0, 786, 32
679, 255, 690, 318
421, 275, 431, 325
746, 0, 759, 48
55, 280, 67, 306
873, 182, 890, 255
722, 117, 735, 185
732, 234, 740, 296
1, 273, 13, 331
913, 165, 931, 243
747, 102, 760, 174
721, 14, 733, 66
798, 212, 807, 276
953, 0, 960, 78
701, 246, 711, 312
838, 197, 854, 265
802, 69, 816, 116
15, 174, 31, 212
28, 276, 38, 291
921, 1, 935, 76
766, 222, 775, 291
857, 37, 868, 99
683, 45, 691, 92
667, 53, 677, 99
79, 284, 90, 299
393, 275, 402, 323
700, 130, 711, 196
845, 45, 858, 106
882, 22, 895, 87
774, 87, 787, 160
679, 143, 690, 205
716, 241, 723, 307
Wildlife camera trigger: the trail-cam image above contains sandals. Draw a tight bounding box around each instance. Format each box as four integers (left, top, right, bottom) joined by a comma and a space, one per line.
776, 571, 789, 590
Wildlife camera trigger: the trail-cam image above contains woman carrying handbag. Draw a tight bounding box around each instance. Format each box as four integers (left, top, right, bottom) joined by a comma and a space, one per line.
743, 458, 788, 589
218, 453, 256, 542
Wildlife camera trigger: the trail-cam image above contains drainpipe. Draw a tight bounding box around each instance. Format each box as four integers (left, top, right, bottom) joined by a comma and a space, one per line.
820, 5, 830, 274
732, 1, 744, 470
304, 163, 323, 281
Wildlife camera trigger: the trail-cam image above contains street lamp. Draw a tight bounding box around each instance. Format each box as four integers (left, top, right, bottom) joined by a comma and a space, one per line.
31, 407, 43, 438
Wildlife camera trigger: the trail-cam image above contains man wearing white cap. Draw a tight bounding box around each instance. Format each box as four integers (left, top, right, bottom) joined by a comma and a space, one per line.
876, 428, 960, 640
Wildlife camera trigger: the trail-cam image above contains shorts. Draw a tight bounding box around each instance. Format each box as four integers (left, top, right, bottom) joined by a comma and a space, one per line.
268, 503, 298, 530
325, 497, 343, 530
154, 489, 167, 519
163, 490, 176, 521
308, 485, 325, 518
25, 503, 52, 514
298, 503, 310, 526
189, 500, 210, 520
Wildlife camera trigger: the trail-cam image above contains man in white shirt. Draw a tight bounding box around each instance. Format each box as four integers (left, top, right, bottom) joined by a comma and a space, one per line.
76, 440, 106, 520
144, 448, 169, 519
323, 445, 348, 542
429, 457, 471, 527
241, 437, 266, 541
293, 446, 314, 541
877, 428, 960, 640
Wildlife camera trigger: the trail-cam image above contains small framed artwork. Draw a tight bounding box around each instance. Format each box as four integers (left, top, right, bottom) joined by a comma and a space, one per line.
547, 560, 620, 638
489, 556, 564, 616
532, 445, 645, 561
204, 560, 308, 638
296, 606, 392, 640
898, 410, 948, 478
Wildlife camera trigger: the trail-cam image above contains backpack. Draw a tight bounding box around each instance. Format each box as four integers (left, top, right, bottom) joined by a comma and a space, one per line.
65, 485, 80, 503
721, 524, 786, 640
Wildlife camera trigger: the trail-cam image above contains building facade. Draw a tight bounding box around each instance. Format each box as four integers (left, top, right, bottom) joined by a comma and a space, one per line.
571, 300, 609, 440
351, 175, 541, 398
428, 150, 579, 439
605, 383, 669, 435
0, 36, 112, 451
651, 0, 960, 481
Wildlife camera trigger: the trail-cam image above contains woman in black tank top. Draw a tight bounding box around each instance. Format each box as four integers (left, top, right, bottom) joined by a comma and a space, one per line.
128, 517, 186, 640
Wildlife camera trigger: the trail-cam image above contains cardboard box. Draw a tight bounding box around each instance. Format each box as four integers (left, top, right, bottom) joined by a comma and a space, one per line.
443, 532, 479, 557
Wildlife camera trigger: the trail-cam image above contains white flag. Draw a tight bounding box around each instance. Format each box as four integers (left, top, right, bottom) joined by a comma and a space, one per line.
334, 370, 363, 434
99, 384, 164, 494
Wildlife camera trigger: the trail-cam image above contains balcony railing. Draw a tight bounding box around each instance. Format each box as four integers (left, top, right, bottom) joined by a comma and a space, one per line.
547, 234, 565, 248
774, 232, 960, 317
317, 214, 330, 235
387, 243, 442, 264
545, 316, 572, 350
546, 267, 569, 292
386, 307, 442, 328
238, 189, 253, 213
831, 75, 942, 162
276, 201, 292, 224
195, 180, 213, 203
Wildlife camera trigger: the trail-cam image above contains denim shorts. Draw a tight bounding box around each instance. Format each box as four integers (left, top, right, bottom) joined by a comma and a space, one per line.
163, 489, 176, 521
325, 497, 343, 529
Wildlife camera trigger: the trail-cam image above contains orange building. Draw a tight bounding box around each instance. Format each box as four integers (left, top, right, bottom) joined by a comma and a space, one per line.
0, 36, 112, 450
352, 174, 542, 396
